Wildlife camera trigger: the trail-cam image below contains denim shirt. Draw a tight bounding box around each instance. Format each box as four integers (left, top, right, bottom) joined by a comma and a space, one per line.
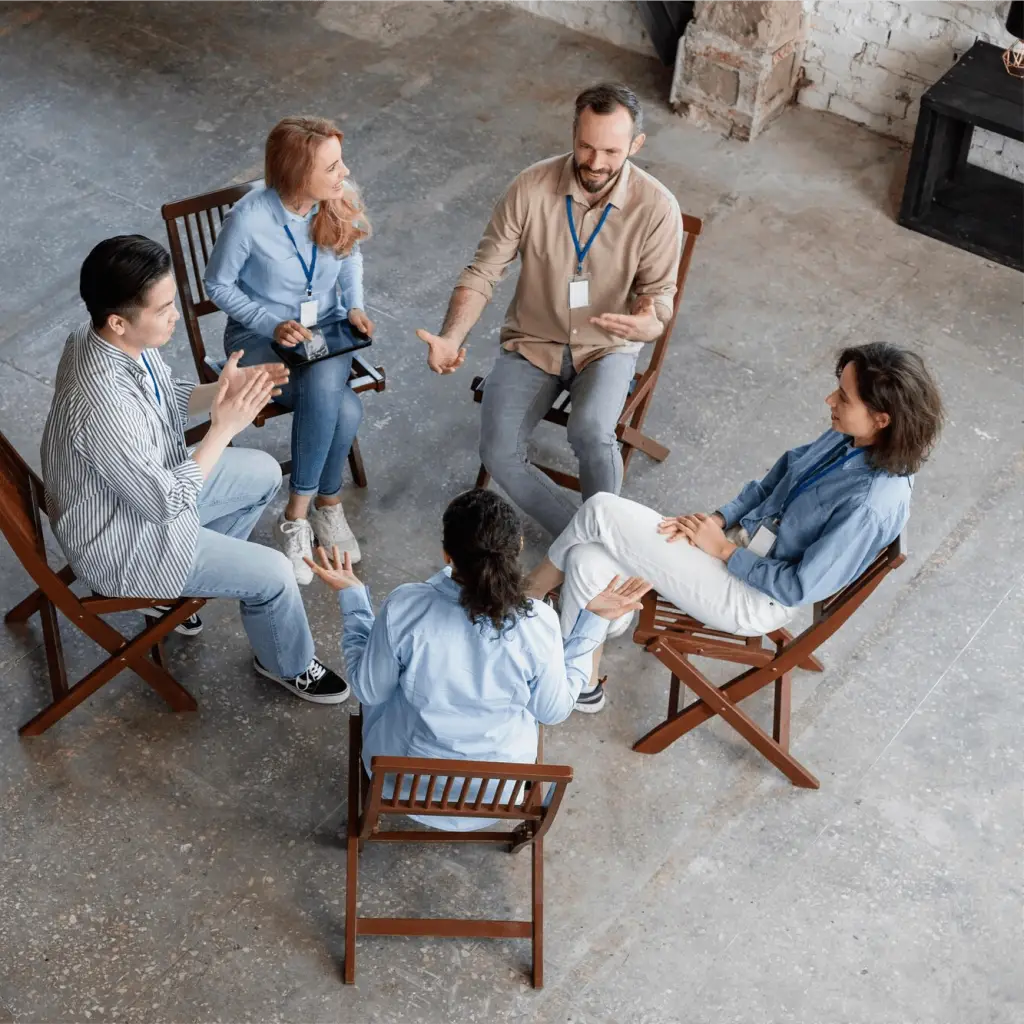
339, 568, 604, 831
203, 184, 364, 339
718, 429, 912, 607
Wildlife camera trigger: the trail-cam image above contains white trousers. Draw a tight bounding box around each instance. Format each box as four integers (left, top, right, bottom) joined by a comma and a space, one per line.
547, 493, 796, 639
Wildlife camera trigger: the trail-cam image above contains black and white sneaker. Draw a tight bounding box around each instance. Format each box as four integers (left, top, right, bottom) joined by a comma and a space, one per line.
141, 605, 204, 636
574, 678, 607, 714
253, 656, 351, 705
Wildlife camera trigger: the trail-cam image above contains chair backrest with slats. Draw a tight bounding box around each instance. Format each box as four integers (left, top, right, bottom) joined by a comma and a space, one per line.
161, 181, 261, 380
363, 753, 573, 841
0, 429, 48, 571
643, 211, 703, 382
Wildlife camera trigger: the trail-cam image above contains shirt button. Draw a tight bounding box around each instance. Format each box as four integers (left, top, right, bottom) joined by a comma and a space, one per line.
572, 329, 578, 335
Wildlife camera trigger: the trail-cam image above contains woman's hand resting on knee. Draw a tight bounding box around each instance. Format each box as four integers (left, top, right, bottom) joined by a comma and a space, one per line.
657, 512, 736, 562
585, 576, 652, 620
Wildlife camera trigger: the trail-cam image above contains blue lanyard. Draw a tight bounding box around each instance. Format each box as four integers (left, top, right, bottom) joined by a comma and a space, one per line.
566, 194, 612, 276
282, 224, 317, 296
781, 441, 861, 516
140, 351, 160, 404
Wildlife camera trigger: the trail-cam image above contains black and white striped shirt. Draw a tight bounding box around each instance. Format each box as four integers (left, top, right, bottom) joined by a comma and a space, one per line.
41, 324, 202, 598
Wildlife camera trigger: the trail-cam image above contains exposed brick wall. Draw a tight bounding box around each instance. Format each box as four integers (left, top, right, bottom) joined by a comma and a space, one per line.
508, 1, 658, 57
798, 1, 1023, 179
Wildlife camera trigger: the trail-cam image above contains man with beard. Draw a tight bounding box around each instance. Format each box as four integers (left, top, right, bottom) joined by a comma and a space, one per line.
417, 83, 682, 537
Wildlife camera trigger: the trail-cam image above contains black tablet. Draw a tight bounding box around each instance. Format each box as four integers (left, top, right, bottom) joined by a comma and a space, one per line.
271, 320, 372, 368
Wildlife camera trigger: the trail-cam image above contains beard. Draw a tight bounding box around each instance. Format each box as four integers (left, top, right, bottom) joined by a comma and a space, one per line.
573, 157, 619, 194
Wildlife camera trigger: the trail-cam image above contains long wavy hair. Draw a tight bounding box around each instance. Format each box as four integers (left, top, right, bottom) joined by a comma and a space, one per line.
836, 343, 944, 476
442, 490, 531, 635
264, 116, 371, 257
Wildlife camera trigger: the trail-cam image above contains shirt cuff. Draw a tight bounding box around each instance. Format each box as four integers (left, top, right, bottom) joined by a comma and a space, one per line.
717, 500, 746, 529
339, 584, 372, 614
725, 544, 759, 582
568, 608, 608, 643
454, 268, 494, 301
174, 457, 206, 493
173, 380, 198, 426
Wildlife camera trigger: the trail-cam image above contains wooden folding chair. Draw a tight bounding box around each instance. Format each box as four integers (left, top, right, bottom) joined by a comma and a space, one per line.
345, 710, 572, 988
471, 210, 703, 492
161, 182, 387, 485
630, 538, 907, 788
0, 430, 206, 736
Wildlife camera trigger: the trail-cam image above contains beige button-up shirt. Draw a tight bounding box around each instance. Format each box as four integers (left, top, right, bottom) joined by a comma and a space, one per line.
456, 154, 682, 373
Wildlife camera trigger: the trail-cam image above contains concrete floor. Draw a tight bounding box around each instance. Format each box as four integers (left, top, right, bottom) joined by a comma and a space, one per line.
0, 3, 1021, 1022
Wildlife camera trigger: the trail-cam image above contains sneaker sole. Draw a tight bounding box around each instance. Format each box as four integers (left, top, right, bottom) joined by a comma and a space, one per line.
140, 609, 203, 636
574, 693, 606, 714
252, 659, 351, 705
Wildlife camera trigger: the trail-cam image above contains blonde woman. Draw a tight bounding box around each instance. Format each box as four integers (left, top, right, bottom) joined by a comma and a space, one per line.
205, 116, 372, 582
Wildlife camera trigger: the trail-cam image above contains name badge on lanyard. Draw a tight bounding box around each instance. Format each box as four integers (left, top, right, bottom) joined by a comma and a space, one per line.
566, 194, 611, 311
283, 224, 318, 327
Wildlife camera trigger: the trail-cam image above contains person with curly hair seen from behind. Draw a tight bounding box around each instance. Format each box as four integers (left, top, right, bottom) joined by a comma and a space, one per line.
526, 343, 945, 712
307, 489, 650, 830
205, 116, 373, 583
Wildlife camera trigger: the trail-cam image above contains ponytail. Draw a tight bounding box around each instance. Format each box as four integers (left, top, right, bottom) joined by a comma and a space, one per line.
442, 490, 531, 634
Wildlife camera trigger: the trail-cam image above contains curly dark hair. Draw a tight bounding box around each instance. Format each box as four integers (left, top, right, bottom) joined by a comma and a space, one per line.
836, 343, 944, 476
442, 489, 531, 634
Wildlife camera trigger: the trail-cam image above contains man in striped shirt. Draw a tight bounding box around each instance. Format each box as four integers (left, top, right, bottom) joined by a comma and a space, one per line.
40, 235, 349, 704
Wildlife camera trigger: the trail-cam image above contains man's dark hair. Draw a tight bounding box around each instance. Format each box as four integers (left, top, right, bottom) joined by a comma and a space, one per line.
835, 343, 944, 476
80, 235, 172, 329
574, 82, 644, 136
442, 489, 530, 634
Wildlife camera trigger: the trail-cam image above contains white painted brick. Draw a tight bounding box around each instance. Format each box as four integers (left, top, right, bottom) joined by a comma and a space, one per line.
847, 13, 892, 46
870, 0, 902, 27
900, 11, 955, 40
848, 60, 908, 95
805, 39, 827, 64
821, 46, 860, 77
875, 44, 952, 82
824, 30, 872, 58
798, 83, 834, 112
828, 94, 896, 135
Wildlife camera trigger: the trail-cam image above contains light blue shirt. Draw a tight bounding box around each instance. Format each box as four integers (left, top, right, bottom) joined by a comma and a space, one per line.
339, 568, 605, 831
203, 184, 364, 339
719, 429, 912, 607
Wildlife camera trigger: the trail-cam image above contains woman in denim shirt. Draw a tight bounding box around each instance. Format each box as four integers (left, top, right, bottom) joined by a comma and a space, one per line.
527, 343, 944, 711
205, 116, 372, 583
307, 489, 649, 830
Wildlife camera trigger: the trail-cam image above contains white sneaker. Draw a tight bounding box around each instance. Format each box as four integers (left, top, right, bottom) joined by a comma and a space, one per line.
309, 501, 362, 564
278, 515, 314, 585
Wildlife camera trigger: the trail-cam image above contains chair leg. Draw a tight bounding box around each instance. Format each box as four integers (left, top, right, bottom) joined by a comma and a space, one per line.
773, 672, 791, 750
5, 566, 76, 623
348, 437, 368, 489
668, 673, 682, 717
345, 713, 362, 985
618, 425, 669, 463
38, 596, 69, 701
531, 835, 544, 989
768, 628, 824, 672
637, 646, 819, 788
475, 464, 491, 489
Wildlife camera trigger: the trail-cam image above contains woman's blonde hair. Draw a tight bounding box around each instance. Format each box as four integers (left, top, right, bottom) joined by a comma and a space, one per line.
264, 116, 370, 257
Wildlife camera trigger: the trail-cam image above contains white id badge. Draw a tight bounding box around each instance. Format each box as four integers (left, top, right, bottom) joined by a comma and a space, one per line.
299, 298, 319, 328
568, 277, 590, 310
747, 523, 777, 557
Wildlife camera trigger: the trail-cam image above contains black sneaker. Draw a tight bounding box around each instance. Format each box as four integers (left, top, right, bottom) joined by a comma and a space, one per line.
141, 605, 203, 636
253, 656, 350, 705
574, 678, 607, 714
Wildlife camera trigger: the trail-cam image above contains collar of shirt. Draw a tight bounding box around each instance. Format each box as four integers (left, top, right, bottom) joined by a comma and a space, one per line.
557, 153, 633, 212
428, 566, 461, 599
266, 187, 319, 227
86, 328, 152, 386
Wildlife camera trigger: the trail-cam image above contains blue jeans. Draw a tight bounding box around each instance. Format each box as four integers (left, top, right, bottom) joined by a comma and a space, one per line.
224, 319, 364, 498
479, 346, 638, 536
182, 447, 315, 678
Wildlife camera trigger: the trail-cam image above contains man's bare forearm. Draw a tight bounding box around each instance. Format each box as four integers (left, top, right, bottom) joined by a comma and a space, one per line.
441, 286, 487, 345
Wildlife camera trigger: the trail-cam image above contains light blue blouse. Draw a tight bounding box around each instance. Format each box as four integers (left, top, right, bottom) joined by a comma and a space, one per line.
204, 184, 364, 338
339, 568, 605, 831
